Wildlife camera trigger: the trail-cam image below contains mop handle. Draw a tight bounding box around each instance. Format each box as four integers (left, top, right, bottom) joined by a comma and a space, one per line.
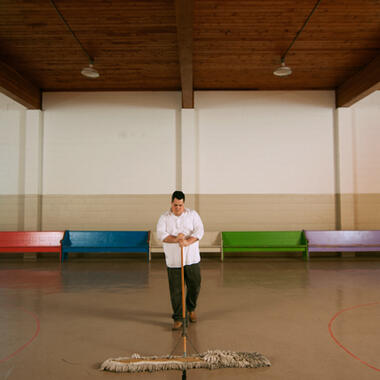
180, 245, 187, 357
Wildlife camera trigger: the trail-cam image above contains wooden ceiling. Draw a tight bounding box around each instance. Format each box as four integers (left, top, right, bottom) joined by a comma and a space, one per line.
0, 0, 379, 109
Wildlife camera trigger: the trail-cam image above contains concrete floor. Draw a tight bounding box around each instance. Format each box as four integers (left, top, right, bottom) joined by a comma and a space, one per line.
0, 255, 379, 380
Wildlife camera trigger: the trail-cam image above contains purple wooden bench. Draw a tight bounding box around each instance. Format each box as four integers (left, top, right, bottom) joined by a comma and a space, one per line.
304, 230, 380, 256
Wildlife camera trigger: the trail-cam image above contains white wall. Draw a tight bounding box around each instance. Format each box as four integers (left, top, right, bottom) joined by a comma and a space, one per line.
42, 91, 336, 196
195, 91, 336, 194
2, 89, 379, 230
42, 92, 181, 195
0, 93, 26, 195
351, 91, 380, 194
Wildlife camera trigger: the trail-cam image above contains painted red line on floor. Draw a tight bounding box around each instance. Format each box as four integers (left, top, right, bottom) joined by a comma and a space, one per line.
328, 302, 380, 372
0, 308, 41, 363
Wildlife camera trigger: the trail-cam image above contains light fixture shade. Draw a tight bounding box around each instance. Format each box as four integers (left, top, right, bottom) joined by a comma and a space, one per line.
81, 64, 100, 78
273, 61, 292, 77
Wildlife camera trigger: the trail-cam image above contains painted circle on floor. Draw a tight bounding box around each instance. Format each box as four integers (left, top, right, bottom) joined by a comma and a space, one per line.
328, 302, 380, 372
0, 308, 40, 363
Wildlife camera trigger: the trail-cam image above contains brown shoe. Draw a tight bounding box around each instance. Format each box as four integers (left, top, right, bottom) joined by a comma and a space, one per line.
172, 321, 183, 330
188, 311, 197, 323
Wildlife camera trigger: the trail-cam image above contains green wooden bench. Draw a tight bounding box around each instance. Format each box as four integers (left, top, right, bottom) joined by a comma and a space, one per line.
221, 231, 308, 261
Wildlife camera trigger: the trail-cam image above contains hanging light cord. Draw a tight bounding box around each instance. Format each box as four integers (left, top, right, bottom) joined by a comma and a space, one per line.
281, 0, 322, 62
49, 0, 94, 64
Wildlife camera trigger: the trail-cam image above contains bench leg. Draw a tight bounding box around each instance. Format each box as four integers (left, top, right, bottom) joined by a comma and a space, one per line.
341, 251, 356, 258
23, 253, 37, 261
303, 250, 309, 261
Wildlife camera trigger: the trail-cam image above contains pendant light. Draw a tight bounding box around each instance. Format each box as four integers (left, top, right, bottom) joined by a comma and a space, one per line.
81, 63, 100, 79
50, 0, 100, 79
273, 59, 292, 77
274, 0, 322, 77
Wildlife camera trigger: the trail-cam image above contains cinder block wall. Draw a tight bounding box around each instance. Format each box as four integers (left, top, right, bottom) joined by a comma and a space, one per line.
1, 90, 380, 231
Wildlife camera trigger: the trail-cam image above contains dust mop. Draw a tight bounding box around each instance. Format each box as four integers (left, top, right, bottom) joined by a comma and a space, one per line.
101, 245, 270, 374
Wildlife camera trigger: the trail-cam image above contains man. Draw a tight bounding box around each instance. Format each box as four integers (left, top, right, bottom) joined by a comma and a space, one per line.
157, 190, 204, 330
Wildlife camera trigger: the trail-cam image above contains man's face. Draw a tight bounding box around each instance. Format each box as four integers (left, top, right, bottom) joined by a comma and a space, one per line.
171, 198, 184, 216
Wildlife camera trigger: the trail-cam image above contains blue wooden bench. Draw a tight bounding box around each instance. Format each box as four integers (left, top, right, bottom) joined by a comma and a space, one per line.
305, 230, 380, 257
61, 231, 150, 262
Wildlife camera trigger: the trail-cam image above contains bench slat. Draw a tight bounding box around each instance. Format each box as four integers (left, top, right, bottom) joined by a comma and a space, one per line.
0, 232, 64, 247
310, 244, 380, 248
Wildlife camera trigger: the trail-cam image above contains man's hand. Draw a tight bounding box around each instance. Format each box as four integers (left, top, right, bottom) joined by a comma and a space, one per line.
178, 239, 190, 247
176, 233, 185, 242
163, 233, 197, 247
179, 236, 198, 247
177, 233, 188, 247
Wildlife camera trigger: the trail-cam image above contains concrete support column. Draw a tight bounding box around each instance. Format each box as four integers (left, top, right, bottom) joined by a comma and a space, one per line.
23, 110, 43, 259
336, 107, 356, 230
23, 110, 43, 230
180, 109, 198, 209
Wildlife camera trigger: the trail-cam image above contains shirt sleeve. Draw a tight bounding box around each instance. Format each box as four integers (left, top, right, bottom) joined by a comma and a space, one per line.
156, 214, 170, 242
191, 210, 204, 240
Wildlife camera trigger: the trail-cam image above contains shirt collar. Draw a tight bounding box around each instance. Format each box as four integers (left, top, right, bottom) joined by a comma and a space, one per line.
169, 208, 189, 217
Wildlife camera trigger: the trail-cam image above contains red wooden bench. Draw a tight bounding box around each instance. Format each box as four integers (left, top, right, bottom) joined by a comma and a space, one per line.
0, 231, 64, 262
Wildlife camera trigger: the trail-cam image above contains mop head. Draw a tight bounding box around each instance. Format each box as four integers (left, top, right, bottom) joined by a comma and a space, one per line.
101, 349, 271, 372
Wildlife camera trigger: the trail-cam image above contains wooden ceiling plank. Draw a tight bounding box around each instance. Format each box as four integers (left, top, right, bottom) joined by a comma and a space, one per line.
0, 60, 41, 109
336, 54, 380, 108
1, 1, 379, 94
175, 0, 194, 109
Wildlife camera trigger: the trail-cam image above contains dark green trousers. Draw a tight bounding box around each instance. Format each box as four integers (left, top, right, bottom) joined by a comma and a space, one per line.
167, 262, 201, 321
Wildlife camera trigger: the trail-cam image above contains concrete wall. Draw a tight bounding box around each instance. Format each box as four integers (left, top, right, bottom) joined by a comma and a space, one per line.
1, 90, 379, 231
337, 91, 380, 229
42, 92, 181, 195
195, 91, 335, 195
0, 94, 26, 230
182, 91, 336, 230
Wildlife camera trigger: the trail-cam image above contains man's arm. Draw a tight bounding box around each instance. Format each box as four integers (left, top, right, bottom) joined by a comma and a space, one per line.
163, 233, 197, 247
173, 236, 196, 247
163, 233, 185, 244
180, 211, 204, 247
189, 211, 204, 243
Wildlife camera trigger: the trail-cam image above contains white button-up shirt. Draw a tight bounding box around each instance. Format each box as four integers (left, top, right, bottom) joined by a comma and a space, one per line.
156, 208, 204, 268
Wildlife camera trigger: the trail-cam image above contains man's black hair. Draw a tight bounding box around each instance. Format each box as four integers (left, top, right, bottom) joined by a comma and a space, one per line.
171, 190, 185, 202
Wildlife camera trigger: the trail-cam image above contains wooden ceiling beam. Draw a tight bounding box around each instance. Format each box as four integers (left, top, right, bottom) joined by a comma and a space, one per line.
175, 0, 194, 109
0, 60, 41, 110
336, 54, 380, 108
